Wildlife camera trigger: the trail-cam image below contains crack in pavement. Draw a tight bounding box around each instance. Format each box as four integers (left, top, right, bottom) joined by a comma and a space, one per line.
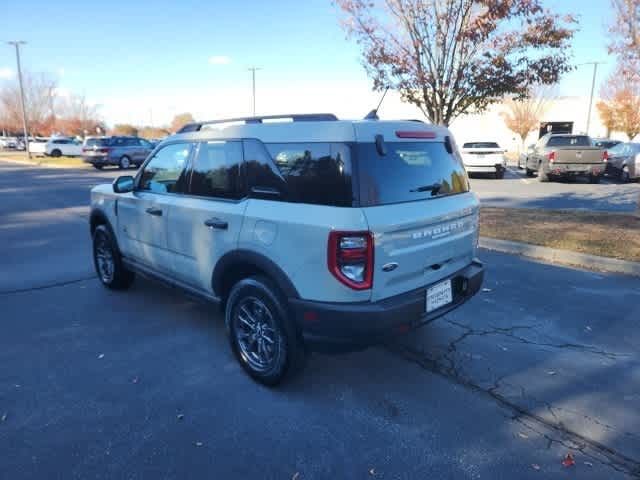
0, 275, 97, 295
388, 343, 640, 478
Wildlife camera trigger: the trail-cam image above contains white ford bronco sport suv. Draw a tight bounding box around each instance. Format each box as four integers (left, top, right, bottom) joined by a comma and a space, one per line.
90, 113, 484, 385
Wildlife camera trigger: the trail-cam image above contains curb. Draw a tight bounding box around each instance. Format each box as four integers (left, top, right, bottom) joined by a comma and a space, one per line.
0, 157, 89, 169
479, 237, 640, 277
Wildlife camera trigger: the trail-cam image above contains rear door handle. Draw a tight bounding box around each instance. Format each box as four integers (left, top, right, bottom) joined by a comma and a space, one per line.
204, 217, 228, 230
145, 207, 163, 216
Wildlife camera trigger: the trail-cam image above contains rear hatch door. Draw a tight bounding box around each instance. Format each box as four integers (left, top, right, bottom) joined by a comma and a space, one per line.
461, 142, 504, 166
353, 123, 479, 302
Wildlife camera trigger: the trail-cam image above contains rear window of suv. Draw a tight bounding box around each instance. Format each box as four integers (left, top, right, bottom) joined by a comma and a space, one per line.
355, 142, 469, 206
85, 138, 111, 147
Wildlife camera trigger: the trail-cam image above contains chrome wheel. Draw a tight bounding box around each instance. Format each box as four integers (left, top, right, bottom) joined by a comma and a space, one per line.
233, 297, 282, 373
95, 234, 115, 284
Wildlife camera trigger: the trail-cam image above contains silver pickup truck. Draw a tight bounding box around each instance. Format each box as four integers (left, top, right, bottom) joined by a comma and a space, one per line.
525, 134, 605, 183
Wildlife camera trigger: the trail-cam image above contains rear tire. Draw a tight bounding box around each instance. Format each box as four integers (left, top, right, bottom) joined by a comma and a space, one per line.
119, 156, 131, 169
50, 149, 62, 158
621, 165, 631, 183
537, 165, 549, 182
526, 168, 534, 177
92, 225, 135, 290
226, 276, 306, 386
589, 174, 601, 184
92, 164, 103, 170
495, 168, 505, 179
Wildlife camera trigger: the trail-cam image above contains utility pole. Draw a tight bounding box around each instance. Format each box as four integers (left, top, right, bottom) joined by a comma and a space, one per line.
582, 61, 606, 136
248, 67, 261, 116
7, 41, 31, 158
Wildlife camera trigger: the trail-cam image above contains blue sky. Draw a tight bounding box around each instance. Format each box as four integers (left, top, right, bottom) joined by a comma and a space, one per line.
0, 0, 615, 126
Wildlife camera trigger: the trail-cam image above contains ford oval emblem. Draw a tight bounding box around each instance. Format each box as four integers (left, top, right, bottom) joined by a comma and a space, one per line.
382, 262, 399, 272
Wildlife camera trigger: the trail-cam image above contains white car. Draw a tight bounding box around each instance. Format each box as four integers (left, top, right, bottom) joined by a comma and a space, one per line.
44, 137, 83, 157
461, 141, 507, 179
89, 113, 484, 385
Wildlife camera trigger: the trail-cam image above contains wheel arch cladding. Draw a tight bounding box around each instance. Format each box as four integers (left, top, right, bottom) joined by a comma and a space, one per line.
212, 250, 300, 304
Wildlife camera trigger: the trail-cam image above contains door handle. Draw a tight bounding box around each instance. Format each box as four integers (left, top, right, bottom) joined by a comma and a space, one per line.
204, 217, 228, 230
145, 207, 163, 216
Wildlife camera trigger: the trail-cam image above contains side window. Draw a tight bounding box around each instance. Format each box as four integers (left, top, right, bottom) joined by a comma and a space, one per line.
113, 137, 126, 147
138, 143, 192, 194
243, 139, 287, 196
265, 142, 353, 206
189, 141, 243, 199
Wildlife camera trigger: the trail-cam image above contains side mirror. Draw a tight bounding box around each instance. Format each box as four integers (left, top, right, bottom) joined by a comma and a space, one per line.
113, 175, 134, 193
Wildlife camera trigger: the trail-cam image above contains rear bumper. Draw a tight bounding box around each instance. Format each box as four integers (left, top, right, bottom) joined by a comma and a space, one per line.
544, 164, 603, 176
83, 155, 113, 165
290, 260, 484, 352
465, 164, 504, 173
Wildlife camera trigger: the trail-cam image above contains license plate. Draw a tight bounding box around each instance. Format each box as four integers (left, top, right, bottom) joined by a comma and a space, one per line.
476, 154, 485, 159
426, 279, 453, 313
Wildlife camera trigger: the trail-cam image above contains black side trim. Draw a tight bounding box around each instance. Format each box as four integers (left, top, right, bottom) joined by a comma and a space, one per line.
212, 250, 300, 299
122, 257, 221, 305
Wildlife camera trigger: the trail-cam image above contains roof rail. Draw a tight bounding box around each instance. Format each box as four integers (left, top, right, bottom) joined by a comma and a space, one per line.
177, 113, 338, 133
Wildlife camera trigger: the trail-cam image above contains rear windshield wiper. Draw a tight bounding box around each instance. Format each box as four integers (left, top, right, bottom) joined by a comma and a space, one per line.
410, 182, 442, 195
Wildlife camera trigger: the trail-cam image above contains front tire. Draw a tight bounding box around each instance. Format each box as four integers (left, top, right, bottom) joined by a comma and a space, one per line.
92, 225, 134, 290
226, 276, 306, 386
119, 156, 131, 169
50, 149, 62, 158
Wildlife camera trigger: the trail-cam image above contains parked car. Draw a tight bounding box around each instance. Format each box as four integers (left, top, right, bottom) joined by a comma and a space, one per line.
517, 144, 535, 169
605, 142, 640, 182
82, 136, 154, 169
89, 113, 484, 385
36, 137, 83, 157
524, 134, 605, 183
28, 137, 50, 156
0, 137, 17, 149
592, 138, 622, 150
460, 141, 507, 178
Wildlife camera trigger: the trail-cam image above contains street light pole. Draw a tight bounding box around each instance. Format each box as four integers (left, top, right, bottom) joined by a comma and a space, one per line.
7, 41, 31, 159
582, 61, 606, 136
248, 67, 261, 116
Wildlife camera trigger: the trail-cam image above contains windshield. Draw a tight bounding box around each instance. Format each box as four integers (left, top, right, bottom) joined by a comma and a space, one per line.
463, 142, 500, 149
354, 141, 469, 206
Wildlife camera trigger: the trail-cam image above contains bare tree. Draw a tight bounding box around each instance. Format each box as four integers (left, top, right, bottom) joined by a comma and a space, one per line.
111, 124, 139, 136
335, 0, 576, 125
0, 72, 57, 135
501, 86, 552, 148
608, 0, 640, 79
56, 94, 104, 136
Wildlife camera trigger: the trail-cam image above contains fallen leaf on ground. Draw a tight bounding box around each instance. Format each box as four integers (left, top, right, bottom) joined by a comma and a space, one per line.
531, 464, 541, 471
562, 452, 575, 467
584, 461, 593, 467
292, 473, 300, 480
547, 371, 557, 376
177, 414, 185, 421
1, 413, 7, 422
585, 326, 592, 332
369, 468, 376, 476
131, 377, 139, 384
518, 432, 529, 439
482, 288, 492, 293
98, 354, 104, 359
195, 441, 203, 447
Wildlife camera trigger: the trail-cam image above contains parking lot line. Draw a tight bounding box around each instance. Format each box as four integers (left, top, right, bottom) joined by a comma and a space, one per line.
506, 166, 531, 184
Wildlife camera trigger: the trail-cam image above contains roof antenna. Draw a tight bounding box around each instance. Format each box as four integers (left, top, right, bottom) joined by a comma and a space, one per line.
364, 87, 389, 120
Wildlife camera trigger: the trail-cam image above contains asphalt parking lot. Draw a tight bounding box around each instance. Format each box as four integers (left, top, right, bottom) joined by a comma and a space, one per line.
470, 166, 640, 212
1, 161, 639, 479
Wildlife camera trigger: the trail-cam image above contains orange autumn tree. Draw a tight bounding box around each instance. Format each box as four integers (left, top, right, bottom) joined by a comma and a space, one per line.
598, 69, 640, 140
336, 0, 576, 125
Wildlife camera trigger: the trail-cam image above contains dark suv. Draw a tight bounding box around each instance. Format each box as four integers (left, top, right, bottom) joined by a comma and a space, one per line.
82, 136, 154, 169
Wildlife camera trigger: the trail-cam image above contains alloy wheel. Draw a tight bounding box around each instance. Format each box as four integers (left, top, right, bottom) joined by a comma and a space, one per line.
233, 297, 282, 372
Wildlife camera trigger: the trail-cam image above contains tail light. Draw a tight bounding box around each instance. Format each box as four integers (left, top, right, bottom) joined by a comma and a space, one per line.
98, 147, 111, 154
547, 151, 556, 163
82, 148, 88, 152
602, 150, 609, 162
328, 231, 374, 290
